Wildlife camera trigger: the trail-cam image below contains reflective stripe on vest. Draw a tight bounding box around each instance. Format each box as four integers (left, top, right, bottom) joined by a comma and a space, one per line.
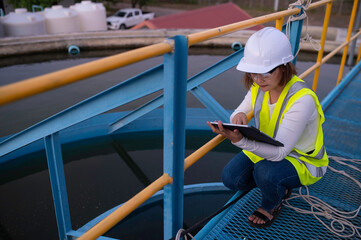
244, 75, 328, 185
289, 150, 327, 178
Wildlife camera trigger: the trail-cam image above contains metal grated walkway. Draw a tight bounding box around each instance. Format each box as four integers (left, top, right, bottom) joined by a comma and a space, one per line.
196, 62, 361, 239
322, 62, 361, 160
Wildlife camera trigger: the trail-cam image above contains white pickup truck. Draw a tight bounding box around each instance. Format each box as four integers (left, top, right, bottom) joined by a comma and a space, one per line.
106, 8, 155, 30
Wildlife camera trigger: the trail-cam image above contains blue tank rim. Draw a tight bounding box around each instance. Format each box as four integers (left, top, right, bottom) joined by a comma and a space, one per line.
76, 182, 233, 233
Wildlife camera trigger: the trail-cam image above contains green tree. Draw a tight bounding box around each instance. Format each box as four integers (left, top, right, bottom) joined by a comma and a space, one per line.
8, 0, 58, 11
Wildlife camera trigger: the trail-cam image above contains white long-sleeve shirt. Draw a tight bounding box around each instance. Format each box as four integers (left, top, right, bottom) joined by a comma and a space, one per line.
230, 90, 319, 162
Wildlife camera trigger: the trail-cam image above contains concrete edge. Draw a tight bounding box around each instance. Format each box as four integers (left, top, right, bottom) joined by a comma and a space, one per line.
0, 27, 356, 57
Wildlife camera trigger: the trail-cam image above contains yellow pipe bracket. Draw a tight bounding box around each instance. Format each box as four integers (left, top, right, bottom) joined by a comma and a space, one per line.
275, 17, 284, 31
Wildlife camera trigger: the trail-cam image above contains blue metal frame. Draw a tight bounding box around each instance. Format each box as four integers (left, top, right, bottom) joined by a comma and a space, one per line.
0, 46, 242, 239
289, 18, 303, 65
281, 6, 304, 65
0, 49, 242, 158
44, 133, 71, 240
163, 35, 188, 239
0, 15, 307, 239
110, 49, 243, 133
191, 86, 230, 122
0, 65, 164, 158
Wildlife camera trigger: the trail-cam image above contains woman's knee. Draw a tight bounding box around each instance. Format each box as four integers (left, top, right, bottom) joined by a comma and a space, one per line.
253, 159, 300, 188
222, 152, 254, 190
222, 164, 238, 190
253, 160, 274, 186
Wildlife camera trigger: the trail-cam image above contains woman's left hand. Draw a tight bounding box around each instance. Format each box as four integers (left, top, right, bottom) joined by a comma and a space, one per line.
206, 121, 243, 143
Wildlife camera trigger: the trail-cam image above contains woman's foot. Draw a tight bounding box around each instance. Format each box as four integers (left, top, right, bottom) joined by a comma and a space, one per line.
248, 208, 273, 225
248, 205, 282, 228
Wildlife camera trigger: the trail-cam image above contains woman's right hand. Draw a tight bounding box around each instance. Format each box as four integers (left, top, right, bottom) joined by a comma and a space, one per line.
232, 112, 248, 125
206, 121, 243, 143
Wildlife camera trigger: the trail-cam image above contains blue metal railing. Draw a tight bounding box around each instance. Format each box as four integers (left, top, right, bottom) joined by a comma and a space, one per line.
0, 23, 304, 240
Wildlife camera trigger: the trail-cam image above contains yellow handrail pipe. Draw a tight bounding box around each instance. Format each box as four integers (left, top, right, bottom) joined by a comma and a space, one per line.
187, 0, 333, 46
77, 135, 225, 240
300, 30, 361, 79
184, 134, 226, 170
336, 0, 360, 85
185, 111, 255, 170
187, 8, 299, 46
307, 0, 334, 10
322, 32, 361, 63
0, 0, 333, 108
77, 173, 173, 240
0, 42, 173, 106
312, 1, 333, 92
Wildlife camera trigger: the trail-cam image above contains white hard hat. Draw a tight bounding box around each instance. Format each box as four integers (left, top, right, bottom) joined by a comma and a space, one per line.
236, 27, 294, 74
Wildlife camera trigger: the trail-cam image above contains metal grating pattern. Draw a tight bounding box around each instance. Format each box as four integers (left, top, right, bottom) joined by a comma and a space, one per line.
334, 78, 361, 101
323, 70, 361, 159
325, 97, 361, 123
323, 117, 361, 159
201, 159, 361, 240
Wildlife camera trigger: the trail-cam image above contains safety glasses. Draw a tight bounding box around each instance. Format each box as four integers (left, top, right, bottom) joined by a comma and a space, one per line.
248, 66, 278, 80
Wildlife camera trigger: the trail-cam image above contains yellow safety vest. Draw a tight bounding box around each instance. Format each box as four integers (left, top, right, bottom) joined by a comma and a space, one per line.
243, 75, 328, 186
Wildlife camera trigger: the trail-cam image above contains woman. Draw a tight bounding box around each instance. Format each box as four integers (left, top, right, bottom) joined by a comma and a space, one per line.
207, 27, 328, 228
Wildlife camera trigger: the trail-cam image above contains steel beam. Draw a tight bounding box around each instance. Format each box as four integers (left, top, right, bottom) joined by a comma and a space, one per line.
0, 65, 163, 158
110, 50, 243, 133
163, 36, 188, 240
191, 86, 230, 122
44, 133, 71, 240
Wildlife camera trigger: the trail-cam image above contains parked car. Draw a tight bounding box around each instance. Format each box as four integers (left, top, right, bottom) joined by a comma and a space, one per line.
106, 8, 155, 30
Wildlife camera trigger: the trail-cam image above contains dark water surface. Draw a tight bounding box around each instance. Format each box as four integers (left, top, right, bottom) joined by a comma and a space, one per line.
0, 55, 349, 239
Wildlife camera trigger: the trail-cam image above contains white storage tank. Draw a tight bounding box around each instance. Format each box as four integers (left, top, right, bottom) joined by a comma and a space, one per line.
1, 8, 46, 37
43, 5, 79, 34
70, 1, 107, 32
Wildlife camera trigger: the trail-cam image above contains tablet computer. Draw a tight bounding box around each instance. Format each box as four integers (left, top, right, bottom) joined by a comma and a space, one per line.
210, 122, 284, 147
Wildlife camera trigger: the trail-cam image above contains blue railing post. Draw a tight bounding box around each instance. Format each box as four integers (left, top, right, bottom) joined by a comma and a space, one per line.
163, 35, 188, 240
287, 7, 304, 65
44, 133, 72, 240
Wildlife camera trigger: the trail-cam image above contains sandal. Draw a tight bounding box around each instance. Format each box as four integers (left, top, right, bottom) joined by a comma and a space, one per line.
283, 188, 292, 200
248, 204, 282, 228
